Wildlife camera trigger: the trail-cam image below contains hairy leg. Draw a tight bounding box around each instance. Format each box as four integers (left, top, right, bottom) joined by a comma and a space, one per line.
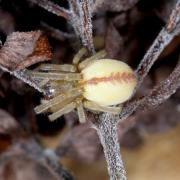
73, 48, 87, 65
49, 102, 76, 121
34, 87, 82, 113
48, 81, 74, 94
78, 50, 107, 70
76, 101, 86, 123
37, 64, 77, 72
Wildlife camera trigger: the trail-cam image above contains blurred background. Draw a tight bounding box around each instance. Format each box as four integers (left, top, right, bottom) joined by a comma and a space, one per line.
0, 0, 179, 179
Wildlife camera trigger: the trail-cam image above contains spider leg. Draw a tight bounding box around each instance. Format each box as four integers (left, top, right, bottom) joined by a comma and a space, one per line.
76, 101, 86, 123
49, 102, 76, 121
49, 81, 74, 94
37, 64, 77, 72
72, 48, 87, 65
39, 78, 50, 87
28, 70, 82, 81
83, 100, 122, 114
78, 50, 107, 70
34, 87, 83, 113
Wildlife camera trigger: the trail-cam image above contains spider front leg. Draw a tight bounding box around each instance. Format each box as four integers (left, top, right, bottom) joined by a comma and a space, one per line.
37, 63, 77, 72
78, 50, 107, 70
29, 70, 82, 81
72, 48, 87, 65
83, 100, 122, 114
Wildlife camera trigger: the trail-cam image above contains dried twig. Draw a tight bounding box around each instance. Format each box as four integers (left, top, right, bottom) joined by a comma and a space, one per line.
41, 22, 76, 41
93, 114, 126, 180
30, 0, 70, 19
0, 67, 48, 95
30, 0, 94, 52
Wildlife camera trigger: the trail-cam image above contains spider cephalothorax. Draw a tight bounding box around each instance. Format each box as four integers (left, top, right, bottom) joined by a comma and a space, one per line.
29, 49, 137, 123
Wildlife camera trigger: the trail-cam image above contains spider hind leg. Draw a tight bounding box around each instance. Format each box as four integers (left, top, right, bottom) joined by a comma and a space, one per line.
49, 102, 76, 121
37, 64, 77, 72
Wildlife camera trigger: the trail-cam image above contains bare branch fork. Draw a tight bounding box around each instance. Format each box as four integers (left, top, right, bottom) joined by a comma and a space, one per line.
92, 1, 180, 180
30, 0, 95, 53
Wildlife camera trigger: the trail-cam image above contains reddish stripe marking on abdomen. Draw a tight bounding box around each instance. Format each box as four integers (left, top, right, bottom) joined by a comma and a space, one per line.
81, 72, 136, 85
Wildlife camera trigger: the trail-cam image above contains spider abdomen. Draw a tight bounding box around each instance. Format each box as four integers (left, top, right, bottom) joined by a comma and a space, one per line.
81, 59, 137, 106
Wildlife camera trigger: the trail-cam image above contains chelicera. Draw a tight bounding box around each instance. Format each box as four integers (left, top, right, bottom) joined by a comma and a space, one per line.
29, 48, 137, 123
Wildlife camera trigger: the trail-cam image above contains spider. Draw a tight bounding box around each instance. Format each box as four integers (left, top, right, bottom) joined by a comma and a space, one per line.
29, 48, 137, 123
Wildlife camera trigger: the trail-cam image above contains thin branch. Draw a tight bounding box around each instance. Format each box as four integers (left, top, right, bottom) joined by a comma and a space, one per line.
135, 28, 174, 87
68, 0, 95, 52
41, 22, 76, 41
30, 0, 71, 19
136, 0, 180, 88
93, 114, 126, 180
0, 66, 49, 95
78, 0, 94, 52
119, 55, 180, 121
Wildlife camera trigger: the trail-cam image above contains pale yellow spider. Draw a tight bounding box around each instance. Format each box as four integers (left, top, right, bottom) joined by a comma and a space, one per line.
29, 49, 137, 123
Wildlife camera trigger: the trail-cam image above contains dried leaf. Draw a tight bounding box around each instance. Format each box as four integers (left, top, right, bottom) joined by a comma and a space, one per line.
0, 31, 52, 71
